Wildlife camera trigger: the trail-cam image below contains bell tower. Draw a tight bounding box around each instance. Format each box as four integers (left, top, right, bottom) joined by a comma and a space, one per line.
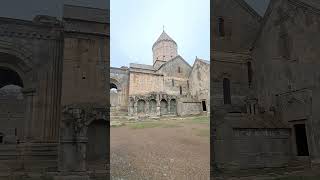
152, 30, 178, 69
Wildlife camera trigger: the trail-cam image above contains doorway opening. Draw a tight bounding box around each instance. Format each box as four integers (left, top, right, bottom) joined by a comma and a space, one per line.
294, 124, 309, 156
202, 101, 207, 111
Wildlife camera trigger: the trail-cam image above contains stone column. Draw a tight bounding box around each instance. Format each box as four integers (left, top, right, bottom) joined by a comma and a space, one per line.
21, 88, 36, 142
134, 101, 138, 116
168, 99, 171, 115
156, 100, 161, 116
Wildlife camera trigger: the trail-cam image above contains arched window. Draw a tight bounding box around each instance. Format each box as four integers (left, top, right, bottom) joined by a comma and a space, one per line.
0, 67, 24, 88
160, 99, 168, 115
137, 99, 146, 113
223, 78, 231, 104
218, 17, 225, 37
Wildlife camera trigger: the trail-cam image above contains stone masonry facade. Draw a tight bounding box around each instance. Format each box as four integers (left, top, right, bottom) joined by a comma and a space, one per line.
211, 0, 320, 174
111, 30, 210, 119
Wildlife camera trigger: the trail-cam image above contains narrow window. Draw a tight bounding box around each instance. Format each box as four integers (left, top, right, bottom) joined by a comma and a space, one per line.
172, 79, 174, 86
187, 80, 189, 88
223, 78, 231, 104
202, 101, 207, 111
0, 133, 3, 144
180, 86, 182, 95
178, 67, 181, 73
247, 61, 252, 87
218, 17, 225, 37
280, 33, 290, 59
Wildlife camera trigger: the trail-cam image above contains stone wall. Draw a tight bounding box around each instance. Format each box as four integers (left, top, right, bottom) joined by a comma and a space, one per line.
212, 0, 261, 52
177, 101, 202, 116
110, 67, 129, 110
0, 86, 25, 143
252, 0, 320, 112
212, 52, 249, 109
189, 59, 210, 112
128, 93, 178, 117
213, 114, 292, 170
129, 72, 164, 95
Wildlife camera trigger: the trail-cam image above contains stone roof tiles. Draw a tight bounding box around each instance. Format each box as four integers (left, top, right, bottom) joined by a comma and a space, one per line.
129, 63, 155, 70
152, 30, 177, 49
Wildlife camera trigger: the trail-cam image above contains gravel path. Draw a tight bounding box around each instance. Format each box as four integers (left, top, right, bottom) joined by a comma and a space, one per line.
110, 119, 210, 180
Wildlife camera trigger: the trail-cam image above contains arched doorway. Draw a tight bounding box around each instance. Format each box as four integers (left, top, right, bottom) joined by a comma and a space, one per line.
86, 119, 108, 165
0, 67, 25, 144
110, 83, 118, 107
137, 99, 145, 114
170, 99, 177, 114
160, 99, 168, 115
149, 99, 157, 114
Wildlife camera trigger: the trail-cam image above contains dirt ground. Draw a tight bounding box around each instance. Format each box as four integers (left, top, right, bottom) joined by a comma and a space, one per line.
110, 116, 210, 180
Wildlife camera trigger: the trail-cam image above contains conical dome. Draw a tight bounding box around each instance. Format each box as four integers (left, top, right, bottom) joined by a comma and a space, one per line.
152, 30, 178, 68
152, 30, 177, 49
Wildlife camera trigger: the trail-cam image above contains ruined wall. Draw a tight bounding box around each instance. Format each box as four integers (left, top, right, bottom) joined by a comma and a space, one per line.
129, 72, 164, 95
110, 67, 129, 109
189, 59, 210, 111
252, 0, 320, 111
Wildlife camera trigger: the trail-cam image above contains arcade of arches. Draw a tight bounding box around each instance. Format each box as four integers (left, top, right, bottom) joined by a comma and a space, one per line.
110, 30, 210, 118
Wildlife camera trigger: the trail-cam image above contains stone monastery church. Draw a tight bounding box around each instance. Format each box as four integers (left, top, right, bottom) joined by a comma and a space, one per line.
111, 30, 210, 118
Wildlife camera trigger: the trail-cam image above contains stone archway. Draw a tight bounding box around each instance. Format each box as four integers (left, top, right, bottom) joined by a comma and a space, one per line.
137, 99, 146, 114
110, 83, 118, 107
0, 50, 35, 143
0, 66, 26, 144
170, 99, 177, 114
160, 99, 168, 115
149, 99, 157, 114
86, 119, 108, 163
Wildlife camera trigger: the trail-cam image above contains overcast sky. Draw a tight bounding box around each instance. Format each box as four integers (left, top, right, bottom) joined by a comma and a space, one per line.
111, 0, 210, 67
0, 0, 269, 68
111, 0, 270, 68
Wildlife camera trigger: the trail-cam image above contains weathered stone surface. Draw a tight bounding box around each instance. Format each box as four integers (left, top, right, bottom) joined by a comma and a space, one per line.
212, 0, 320, 176
111, 31, 210, 120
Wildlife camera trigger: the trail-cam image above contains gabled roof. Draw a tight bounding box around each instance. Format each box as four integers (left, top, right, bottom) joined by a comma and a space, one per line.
156, 55, 192, 71
250, 0, 320, 50
129, 63, 155, 71
152, 30, 177, 49
235, 0, 263, 20
196, 58, 210, 65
